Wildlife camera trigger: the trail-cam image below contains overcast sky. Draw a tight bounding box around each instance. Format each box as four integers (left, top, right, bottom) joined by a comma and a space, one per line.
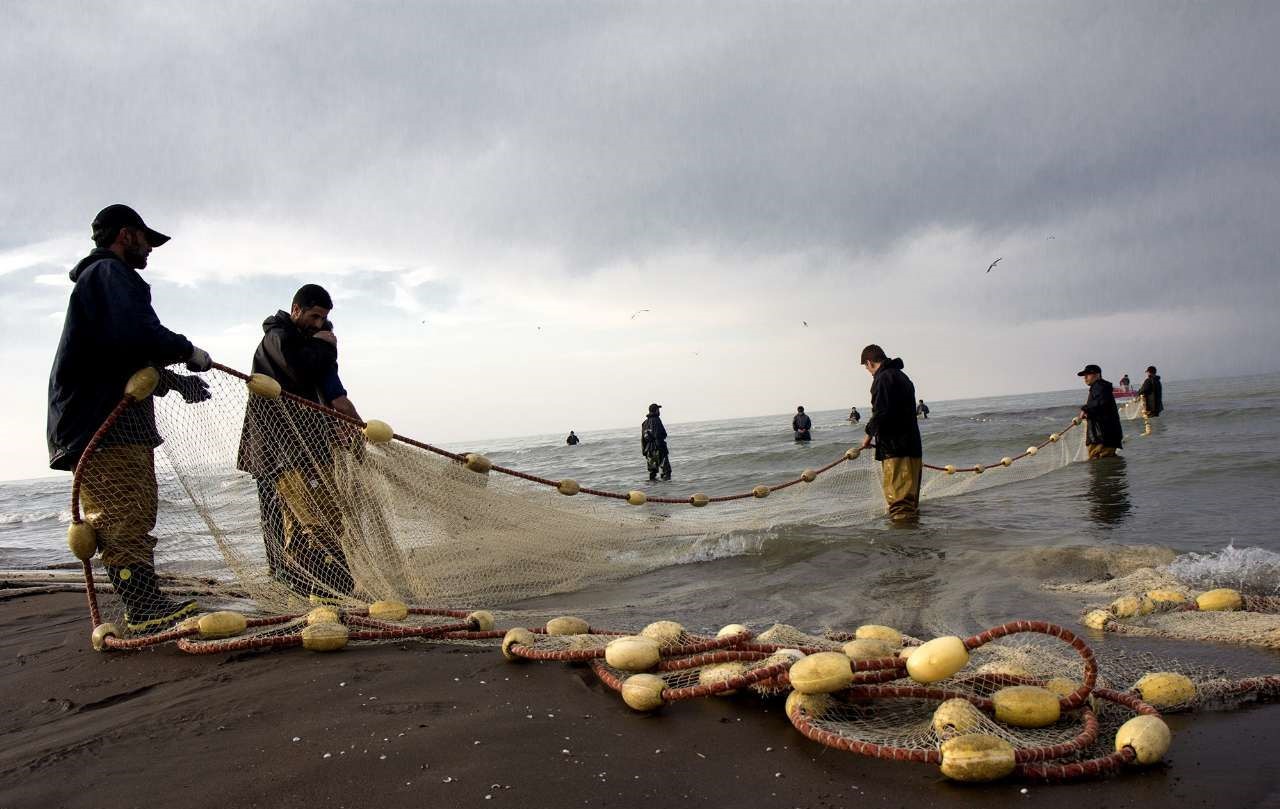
2, 1, 1278, 480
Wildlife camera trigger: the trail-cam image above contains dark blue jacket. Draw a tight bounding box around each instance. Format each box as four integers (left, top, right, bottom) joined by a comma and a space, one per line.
1082, 378, 1124, 448
46, 250, 194, 470
865, 358, 923, 461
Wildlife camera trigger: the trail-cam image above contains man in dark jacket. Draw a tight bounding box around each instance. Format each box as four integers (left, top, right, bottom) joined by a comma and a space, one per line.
916, 400, 930, 418
566, 431, 580, 445
858, 345, 923, 521
792, 406, 813, 441
47, 204, 214, 632
237, 285, 361, 598
641, 403, 671, 481
1077, 364, 1123, 458
1138, 366, 1164, 417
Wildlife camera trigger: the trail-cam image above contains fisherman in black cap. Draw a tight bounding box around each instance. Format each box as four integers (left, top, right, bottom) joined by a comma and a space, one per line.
47, 205, 214, 632
641, 403, 671, 481
858, 345, 923, 521
1138, 366, 1164, 417
1077, 364, 1123, 458
566, 431, 580, 446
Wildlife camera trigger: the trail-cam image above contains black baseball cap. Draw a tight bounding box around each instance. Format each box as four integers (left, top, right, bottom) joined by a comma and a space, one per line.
648, 403, 662, 412
1076, 364, 1102, 376
92, 204, 170, 247
1146, 365, 1157, 374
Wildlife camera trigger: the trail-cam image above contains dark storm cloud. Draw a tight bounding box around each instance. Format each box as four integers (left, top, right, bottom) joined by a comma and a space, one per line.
2, 1, 1278, 319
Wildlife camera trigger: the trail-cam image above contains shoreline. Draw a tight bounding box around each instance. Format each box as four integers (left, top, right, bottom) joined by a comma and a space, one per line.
3, 592, 1279, 809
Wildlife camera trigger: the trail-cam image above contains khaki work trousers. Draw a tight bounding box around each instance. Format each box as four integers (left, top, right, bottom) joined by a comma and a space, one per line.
274, 467, 353, 593
78, 444, 159, 567
881, 456, 923, 520
1087, 444, 1118, 459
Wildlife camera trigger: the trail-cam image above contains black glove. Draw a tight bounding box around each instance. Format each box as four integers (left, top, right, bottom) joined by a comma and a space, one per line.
174, 374, 212, 404
186, 346, 213, 373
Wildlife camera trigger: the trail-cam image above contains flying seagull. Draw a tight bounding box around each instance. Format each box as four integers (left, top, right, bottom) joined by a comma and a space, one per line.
630, 309, 650, 320
1046, 235, 1056, 240
986, 257, 1003, 273
802, 320, 809, 327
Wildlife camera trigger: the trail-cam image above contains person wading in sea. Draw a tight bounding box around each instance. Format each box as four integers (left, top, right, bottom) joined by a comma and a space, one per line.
1077, 363, 1124, 459
858, 345, 923, 522
792, 406, 812, 441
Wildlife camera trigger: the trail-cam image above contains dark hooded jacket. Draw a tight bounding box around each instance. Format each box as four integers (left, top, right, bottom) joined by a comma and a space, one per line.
236, 311, 340, 478
865, 358, 923, 461
641, 414, 667, 454
46, 249, 194, 470
1082, 378, 1124, 448
1138, 374, 1163, 417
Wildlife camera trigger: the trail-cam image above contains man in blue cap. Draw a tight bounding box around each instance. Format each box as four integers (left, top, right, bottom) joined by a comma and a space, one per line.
47, 204, 214, 632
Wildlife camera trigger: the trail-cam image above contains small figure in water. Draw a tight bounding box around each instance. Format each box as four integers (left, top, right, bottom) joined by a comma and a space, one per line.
641, 403, 671, 481
916, 399, 930, 419
859, 344, 923, 522
1077, 363, 1123, 459
566, 430, 580, 446
1118, 373, 1131, 393
792, 406, 813, 441
848, 407, 860, 423
1138, 366, 1163, 417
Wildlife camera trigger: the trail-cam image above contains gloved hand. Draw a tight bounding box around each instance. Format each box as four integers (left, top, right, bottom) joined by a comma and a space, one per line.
186, 346, 213, 372
173, 374, 212, 404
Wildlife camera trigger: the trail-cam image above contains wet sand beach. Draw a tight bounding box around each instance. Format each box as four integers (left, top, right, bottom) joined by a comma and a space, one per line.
3, 592, 1279, 809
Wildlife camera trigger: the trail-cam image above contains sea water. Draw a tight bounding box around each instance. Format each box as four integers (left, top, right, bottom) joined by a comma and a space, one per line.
4, 373, 1279, 636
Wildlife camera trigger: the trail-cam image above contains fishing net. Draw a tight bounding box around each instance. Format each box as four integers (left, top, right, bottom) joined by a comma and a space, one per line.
67, 363, 1121, 634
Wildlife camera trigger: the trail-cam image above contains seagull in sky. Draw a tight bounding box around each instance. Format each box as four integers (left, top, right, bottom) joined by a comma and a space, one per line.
630, 309, 650, 320
986, 257, 1003, 273
1046, 235, 1056, 240
802, 320, 809, 327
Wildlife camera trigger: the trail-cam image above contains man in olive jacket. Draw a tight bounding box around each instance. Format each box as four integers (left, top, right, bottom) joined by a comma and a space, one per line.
858, 344, 923, 521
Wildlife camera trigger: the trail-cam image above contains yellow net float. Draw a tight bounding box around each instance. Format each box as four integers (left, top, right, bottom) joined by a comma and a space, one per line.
689, 493, 709, 507
932, 698, 986, 739
604, 636, 661, 671
246, 373, 282, 399
1115, 714, 1172, 765
307, 606, 340, 626
1000, 457, 1013, 467
939, 734, 1016, 782
1109, 595, 1154, 618
1196, 588, 1243, 611
501, 628, 536, 660
124, 367, 160, 400
464, 453, 492, 474
1134, 672, 1197, 709
368, 600, 408, 622
1082, 609, 1112, 630
1025, 445, 1039, 456
640, 620, 684, 645
66, 522, 97, 561
91, 622, 120, 652
557, 479, 580, 496
944, 465, 956, 475
627, 491, 646, 506
800, 469, 817, 483
301, 622, 349, 652
717, 623, 749, 639
197, 611, 248, 640
546, 616, 590, 635
906, 636, 969, 684
363, 419, 394, 444
752, 485, 770, 498
788, 651, 854, 694
841, 638, 897, 661
467, 610, 495, 631
622, 673, 667, 711
991, 685, 1061, 728
1145, 589, 1188, 606
1049, 432, 1060, 443
844, 447, 861, 460
972, 465, 984, 474
854, 624, 902, 647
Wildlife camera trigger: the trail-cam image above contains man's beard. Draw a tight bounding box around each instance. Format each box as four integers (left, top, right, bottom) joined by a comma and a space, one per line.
122, 245, 148, 269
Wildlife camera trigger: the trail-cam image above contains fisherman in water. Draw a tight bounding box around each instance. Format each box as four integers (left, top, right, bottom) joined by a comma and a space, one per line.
1077, 363, 1124, 458
858, 344, 923, 522
792, 406, 813, 441
641, 403, 671, 481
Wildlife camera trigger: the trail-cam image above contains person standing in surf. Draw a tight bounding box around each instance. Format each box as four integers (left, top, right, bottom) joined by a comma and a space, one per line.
1138, 366, 1164, 417
641, 403, 671, 481
792, 406, 813, 441
858, 345, 923, 522
1077, 363, 1124, 458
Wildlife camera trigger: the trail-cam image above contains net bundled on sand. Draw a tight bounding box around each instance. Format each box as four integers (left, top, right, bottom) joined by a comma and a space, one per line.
68, 363, 1102, 644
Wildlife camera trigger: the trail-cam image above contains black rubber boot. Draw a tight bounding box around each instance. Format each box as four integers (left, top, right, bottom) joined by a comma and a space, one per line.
105, 564, 199, 633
